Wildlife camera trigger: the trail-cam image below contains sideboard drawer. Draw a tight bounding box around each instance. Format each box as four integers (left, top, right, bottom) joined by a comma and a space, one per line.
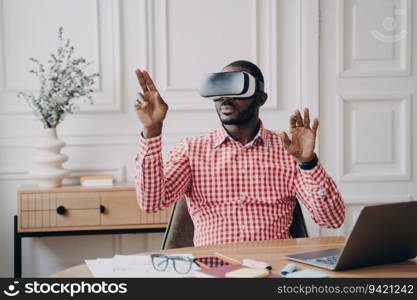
18, 184, 171, 232
56, 192, 100, 209
100, 191, 172, 226
56, 209, 101, 227
100, 191, 141, 226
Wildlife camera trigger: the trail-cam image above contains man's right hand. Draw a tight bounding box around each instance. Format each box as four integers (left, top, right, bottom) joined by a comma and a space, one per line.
134, 69, 168, 138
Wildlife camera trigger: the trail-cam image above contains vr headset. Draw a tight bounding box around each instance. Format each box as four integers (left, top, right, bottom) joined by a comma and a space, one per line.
199, 71, 264, 101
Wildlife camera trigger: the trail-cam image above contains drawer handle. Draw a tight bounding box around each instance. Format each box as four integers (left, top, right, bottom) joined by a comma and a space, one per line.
56, 206, 66, 215
100, 205, 106, 214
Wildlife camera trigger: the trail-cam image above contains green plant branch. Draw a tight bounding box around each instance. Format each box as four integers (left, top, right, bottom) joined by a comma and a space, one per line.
18, 26, 99, 128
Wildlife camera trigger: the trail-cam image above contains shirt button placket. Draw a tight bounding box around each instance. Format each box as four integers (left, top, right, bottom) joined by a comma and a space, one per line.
240, 192, 247, 241
240, 224, 245, 241
237, 147, 247, 242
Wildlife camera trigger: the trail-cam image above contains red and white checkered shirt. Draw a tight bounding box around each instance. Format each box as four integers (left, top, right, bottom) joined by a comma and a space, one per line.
134, 121, 345, 246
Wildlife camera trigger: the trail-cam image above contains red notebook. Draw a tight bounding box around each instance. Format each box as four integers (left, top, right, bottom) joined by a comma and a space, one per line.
194, 264, 281, 278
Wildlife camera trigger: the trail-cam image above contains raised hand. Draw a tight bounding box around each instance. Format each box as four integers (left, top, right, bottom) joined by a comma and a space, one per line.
134, 69, 168, 138
282, 108, 319, 163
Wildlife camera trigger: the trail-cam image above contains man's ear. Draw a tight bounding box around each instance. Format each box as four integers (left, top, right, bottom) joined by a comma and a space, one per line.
257, 92, 268, 106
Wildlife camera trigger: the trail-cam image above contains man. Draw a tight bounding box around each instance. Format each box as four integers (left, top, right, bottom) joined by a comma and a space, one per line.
134, 60, 345, 247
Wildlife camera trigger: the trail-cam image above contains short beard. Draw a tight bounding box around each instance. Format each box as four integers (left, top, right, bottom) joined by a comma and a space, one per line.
219, 99, 258, 126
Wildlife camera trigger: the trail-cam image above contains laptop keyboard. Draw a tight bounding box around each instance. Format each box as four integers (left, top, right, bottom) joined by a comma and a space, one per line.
308, 254, 340, 266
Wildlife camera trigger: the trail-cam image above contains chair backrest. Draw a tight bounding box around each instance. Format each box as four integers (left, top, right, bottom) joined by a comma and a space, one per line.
161, 196, 308, 250
161, 196, 195, 250
289, 199, 308, 239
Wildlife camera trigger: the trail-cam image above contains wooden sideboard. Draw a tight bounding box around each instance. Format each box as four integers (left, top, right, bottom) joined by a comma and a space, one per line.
14, 183, 172, 277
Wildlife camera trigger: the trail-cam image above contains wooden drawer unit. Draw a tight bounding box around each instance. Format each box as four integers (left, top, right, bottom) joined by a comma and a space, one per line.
17, 183, 172, 232
100, 191, 171, 226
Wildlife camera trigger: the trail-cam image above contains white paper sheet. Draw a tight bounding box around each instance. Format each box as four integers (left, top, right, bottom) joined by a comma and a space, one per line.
85, 254, 199, 278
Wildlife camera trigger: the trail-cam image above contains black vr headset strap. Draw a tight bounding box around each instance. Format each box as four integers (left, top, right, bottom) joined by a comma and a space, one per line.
257, 80, 264, 93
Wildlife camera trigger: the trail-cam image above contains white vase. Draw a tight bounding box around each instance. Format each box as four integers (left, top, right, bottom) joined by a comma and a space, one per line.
30, 127, 71, 188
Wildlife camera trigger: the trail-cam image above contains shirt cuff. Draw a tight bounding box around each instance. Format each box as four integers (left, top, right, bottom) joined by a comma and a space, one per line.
138, 133, 162, 156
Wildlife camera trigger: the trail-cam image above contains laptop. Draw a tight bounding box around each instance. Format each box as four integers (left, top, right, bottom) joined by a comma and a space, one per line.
284, 201, 417, 270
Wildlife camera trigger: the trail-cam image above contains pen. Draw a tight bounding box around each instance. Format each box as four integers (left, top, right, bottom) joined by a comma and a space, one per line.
213, 252, 241, 265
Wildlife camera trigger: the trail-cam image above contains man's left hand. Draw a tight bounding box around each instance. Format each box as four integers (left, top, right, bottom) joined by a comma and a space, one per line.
282, 108, 319, 163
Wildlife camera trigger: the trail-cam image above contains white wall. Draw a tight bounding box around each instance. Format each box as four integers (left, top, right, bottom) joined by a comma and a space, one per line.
319, 0, 417, 237
0, 0, 315, 277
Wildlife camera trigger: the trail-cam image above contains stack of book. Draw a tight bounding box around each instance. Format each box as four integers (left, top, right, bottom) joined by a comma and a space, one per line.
80, 175, 113, 187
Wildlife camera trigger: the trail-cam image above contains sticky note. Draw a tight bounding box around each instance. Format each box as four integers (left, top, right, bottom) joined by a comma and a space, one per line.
225, 267, 270, 278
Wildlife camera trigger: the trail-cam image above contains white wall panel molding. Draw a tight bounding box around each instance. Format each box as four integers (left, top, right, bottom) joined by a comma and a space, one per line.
0, 164, 127, 182
343, 194, 413, 205
0, 0, 122, 114
336, 194, 413, 236
0, 169, 29, 181
0, 131, 206, 148
144, 0, 280, 110
298, 0, 320, 155
295, 0, 321, 238
337, 93, 411, 181
299, 0, 319, 112
337, 0, 411, 77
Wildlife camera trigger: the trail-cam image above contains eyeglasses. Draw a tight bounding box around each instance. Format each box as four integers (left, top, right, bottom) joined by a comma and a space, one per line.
150, 254, 196, 274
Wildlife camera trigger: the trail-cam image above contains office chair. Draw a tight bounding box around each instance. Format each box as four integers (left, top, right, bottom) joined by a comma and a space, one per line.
161, 196, 308, 250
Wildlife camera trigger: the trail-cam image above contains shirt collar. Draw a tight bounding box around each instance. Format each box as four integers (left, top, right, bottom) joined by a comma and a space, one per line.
213, 120, 268, 149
